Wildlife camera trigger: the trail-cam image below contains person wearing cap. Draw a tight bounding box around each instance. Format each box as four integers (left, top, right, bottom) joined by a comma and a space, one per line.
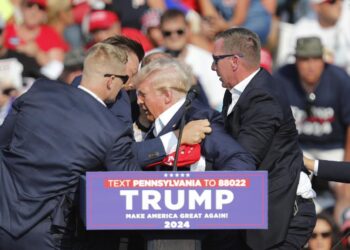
280, 0, 350, 74
84, 9, 153, 52
275, 36, 350, 163
140, 8, 164, 48
274, 36, 350, 223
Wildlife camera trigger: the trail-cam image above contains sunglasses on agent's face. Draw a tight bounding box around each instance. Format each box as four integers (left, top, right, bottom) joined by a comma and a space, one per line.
104, 74, 129, 85
25, 2, 46, 11
310, 231, 332, 239
161, 29, 185, 38
212, 53, 244, 65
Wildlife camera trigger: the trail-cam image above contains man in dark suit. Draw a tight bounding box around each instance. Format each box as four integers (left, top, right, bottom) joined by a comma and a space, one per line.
0, 43, 140, 250
136, 57, 256, 171
210, 27, 316, 249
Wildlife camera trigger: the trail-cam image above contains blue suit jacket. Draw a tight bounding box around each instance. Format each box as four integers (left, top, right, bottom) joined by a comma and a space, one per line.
153, 100, 256, 170
71, 75, 166, 167
0, 79, 139, 237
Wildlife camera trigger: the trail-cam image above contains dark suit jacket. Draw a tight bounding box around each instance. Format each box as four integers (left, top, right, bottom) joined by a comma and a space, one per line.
71, 75, 167, 167
154, 99, 256, 170
224, 69, 303, 249
318, 160, 350, 183
0, 79, 139, 238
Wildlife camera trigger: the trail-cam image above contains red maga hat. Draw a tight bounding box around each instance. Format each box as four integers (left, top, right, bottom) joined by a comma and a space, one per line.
88, 10, 119, 32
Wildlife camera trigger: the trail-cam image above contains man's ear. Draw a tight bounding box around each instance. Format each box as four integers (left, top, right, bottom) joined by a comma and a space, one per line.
106, 77, 113, 90
164, 89, 173, 104
230, 57, 238, 71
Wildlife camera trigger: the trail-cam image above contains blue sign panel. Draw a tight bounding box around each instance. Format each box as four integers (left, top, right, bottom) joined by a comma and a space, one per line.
83, 171, 268, 230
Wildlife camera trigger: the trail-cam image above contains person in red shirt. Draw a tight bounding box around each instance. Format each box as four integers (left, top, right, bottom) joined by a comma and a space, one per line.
3, 0, 68, 68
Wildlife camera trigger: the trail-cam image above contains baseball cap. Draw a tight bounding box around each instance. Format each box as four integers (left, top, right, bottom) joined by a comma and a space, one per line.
26, 0, 47, 8
295, 37, 323, 58
88, 10, 119, 33
145, 144, 201, 169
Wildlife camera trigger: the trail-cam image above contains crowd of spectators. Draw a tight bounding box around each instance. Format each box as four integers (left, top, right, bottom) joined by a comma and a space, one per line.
1, 0, 350, 248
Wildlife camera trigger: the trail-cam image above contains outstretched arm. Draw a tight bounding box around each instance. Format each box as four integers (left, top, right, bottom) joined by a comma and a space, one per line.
134, 119, 212, 167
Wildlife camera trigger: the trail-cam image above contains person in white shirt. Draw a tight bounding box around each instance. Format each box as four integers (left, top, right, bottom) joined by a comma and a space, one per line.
148, 9, 226, 110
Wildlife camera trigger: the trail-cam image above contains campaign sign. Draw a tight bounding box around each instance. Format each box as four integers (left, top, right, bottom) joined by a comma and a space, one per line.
81, 171, 267, 230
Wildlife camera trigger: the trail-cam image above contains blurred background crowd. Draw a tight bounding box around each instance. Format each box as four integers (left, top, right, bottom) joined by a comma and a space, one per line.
0, 0, 350, 249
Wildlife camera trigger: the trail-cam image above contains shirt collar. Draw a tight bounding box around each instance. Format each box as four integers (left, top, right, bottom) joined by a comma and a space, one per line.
154, 97, 186, 136
78, 85, 106, 107
229, 68, 260, 96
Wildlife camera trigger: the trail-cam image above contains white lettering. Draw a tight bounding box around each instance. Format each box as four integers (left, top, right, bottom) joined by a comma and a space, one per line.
216, 190, 234, 209
142, 190, 161, 210
164, 190, 185, 210
188, 190, 211, 210
120, 190, 139, 210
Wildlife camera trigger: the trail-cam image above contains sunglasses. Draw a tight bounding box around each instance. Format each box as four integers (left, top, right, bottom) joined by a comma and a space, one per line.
104, 74, 129, 85
162, 29, 185, 37
212, 53, 244, 65
25, 2, 46, 11
323, 0, 337, 3
311, 231, 332, 239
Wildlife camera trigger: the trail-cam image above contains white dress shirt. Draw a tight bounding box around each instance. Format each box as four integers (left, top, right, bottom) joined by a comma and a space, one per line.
153, 98, 206, 171
227, 69, 259, 115
313, 160, 320, 176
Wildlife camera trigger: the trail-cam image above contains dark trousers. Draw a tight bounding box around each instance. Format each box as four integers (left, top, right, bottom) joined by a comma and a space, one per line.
202, 230, 249, 250
269, 197, 316, 250
202, 197, 316, 250
0, 216, 77, 250
0, 217, 84, 250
